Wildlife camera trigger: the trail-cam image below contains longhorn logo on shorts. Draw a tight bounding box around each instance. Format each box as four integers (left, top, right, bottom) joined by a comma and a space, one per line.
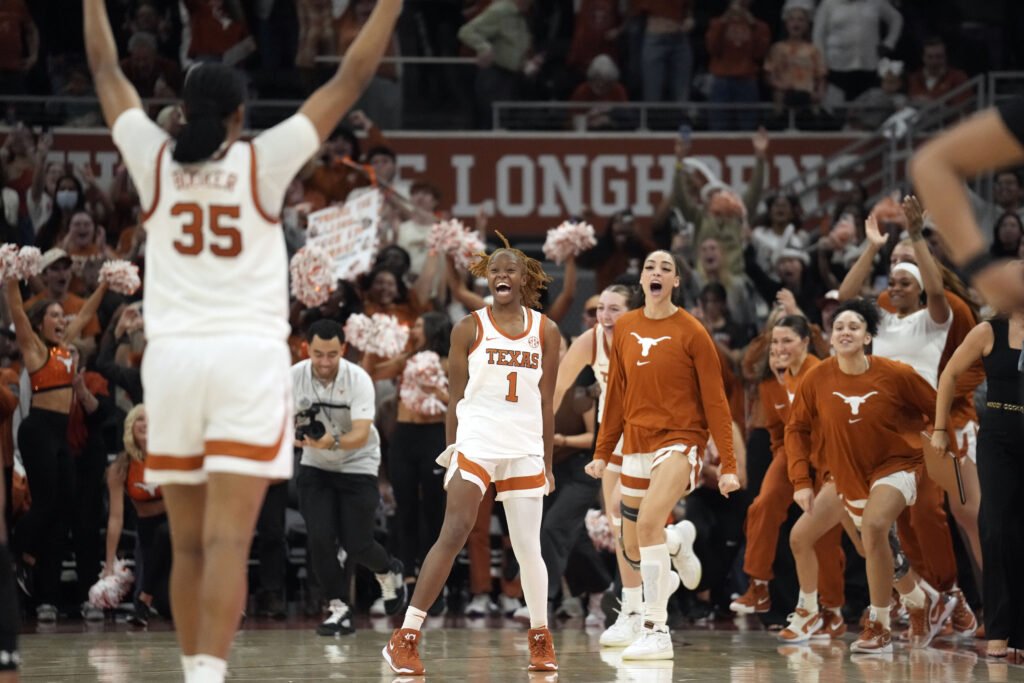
832, 391, 878, 416
631, 333, 671, 365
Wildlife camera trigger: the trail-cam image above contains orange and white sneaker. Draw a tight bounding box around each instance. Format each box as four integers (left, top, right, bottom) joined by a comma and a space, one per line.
730, 581, 770, 614
383, 628, 425, 675
527, 627, 558, 671
811, 609, 848, 641
908, 592, 957, 649
778, 608, 823, 644
851, 620, 893, 653
946, 589, 978, 637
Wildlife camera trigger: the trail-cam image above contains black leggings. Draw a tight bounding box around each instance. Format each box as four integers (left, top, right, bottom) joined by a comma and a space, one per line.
13, 408, 72, 606
0, 542, 19, 670
136, 513, 172, 607
977, 424, 1024, 648
297, 466, 391, 601
387, 422, 446, 578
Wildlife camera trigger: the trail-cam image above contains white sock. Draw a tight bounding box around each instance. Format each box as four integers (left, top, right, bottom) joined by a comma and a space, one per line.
797, 590, 818, 613
503, 496, 548, 629
639, 544, 674, 626
901, 584, 926, 610
753, 579, 768, 586
181, 655, 197, 678
918, 579, 940, 604
828, 606, 842, 617
401, 605, 427, 632
190, 655, 226, 683
869, 604, 891, 629
622, 585, 643, 615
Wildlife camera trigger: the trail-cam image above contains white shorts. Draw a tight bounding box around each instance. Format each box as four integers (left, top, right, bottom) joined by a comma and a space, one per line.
606, 435, 625, 473
142, 335, 294, 485
953, 420, 978, 465
620, 444, 699, 500
842, 470, 919, 528
437, 446, 547, 500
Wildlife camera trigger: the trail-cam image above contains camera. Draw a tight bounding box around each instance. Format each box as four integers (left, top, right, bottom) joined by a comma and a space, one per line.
295, 405, 326, 441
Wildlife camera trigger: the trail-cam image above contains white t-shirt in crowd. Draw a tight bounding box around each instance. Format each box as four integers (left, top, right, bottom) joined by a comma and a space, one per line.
872, 306, 952, 389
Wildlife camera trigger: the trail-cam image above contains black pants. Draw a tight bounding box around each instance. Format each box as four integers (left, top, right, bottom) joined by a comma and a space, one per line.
977, 423, 1024, 648
297, 466, 390, 601
541, 452, 606, 599
72, 444, 107, 602
685, 486, 750, 606
136, 513, 171, 610
13, 408, 72, 605
0, 542, 18, 670
388, 422, 445, 579
255, 481, 289, 596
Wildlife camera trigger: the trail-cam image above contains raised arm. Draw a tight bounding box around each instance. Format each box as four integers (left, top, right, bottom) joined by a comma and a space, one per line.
932, 321, 992, 452
445, 315, 475, 446
299, 0, 403, 142
545, 256, 576, 323
445, 256, 487, 311
63, 281, 110, 344
553, 326, 593, 412
837, 214, 886, 301
4, 279, 44, 369
903, 195, 950, 324
83, 0, 143, 128
743, 129, 768, 217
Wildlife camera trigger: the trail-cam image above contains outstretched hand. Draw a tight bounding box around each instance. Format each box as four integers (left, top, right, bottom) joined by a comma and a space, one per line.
864, 214, 887, 249
902, 195, 925, 236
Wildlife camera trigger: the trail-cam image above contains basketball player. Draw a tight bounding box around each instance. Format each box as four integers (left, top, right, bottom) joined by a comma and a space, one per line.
84, 0, 401, 680
587, 249, 740, 660
552, 284, 645, 646
383, 238, 562, 675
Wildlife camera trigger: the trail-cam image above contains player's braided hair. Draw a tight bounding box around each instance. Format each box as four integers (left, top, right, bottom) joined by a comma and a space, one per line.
469, 231, 552, 310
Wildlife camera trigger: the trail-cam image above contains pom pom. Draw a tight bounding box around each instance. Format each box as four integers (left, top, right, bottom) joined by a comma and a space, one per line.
289, 246, 334, 308
12, 246, 41, 281
344, 313, 410, 358
399, 351, 448, 415
99, 259, 141, 295
0, 244, 19, 280
426, 219, 485, 270
542, 220, 596, 264
584, 509, 617, 553
88, 559, 134, 609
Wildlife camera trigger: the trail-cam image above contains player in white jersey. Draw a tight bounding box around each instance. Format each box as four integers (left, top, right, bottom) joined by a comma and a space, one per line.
551, 284, 648, 645
84, 0, 401, 681
383, 237, 562, 675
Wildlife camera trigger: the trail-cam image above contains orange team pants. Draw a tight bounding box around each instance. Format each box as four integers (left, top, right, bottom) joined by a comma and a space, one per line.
467, 485, 523, 597
742, 452, 846, 608
897, 472, 958, 592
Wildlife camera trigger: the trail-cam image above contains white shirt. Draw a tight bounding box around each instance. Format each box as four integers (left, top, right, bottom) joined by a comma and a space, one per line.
292, 358, 381, 475
872, 306, 952, 389
813, 0, 903, 74
112, 109, 320, 340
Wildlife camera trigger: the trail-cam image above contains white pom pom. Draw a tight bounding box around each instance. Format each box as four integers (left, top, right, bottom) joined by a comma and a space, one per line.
289, 246, 334, 307
88, 559, 135, 609
0, 244, 19, 280
542, 220, 596, 264
342, 313, 374, 352
584, 509, 617, 552
399, 351, 448, 415
98, 259, 141, 295
426, 219, 485, 270
344, 313, 409, 358
12, 246, 42, 280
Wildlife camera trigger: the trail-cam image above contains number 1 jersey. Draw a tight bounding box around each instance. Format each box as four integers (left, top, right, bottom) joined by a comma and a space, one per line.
455, 306, 546, 458
111, 108, 320, 341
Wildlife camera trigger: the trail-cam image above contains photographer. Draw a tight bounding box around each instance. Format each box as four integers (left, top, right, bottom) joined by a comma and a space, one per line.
292, 319, 406, 636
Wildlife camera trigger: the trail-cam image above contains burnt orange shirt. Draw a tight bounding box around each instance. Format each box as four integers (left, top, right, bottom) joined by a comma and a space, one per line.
595, 308, 736, 474
127, 456, 162, 502
761, 354, 820, 460
786, 356, 935, 499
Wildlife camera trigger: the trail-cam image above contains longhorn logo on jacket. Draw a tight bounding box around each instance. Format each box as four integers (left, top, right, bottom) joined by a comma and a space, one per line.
832, 391, 878, 416
631, 333, 671, 357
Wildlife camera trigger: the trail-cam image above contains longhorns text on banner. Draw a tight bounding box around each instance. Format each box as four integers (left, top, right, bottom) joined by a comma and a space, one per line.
305, 189, 382, 280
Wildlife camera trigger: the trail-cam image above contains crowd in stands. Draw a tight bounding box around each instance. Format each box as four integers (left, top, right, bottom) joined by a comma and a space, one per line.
2, 87, 1024, 659
2, 0, 1024, 130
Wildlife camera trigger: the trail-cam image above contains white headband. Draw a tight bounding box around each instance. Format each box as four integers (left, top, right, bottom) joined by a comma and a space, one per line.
891, 262, 923, 289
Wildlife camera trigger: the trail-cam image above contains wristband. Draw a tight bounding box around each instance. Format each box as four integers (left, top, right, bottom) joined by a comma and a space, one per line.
959, 250, 997, 283
933, 428, 946, 432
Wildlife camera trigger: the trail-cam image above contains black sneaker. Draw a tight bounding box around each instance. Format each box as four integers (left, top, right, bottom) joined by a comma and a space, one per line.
15, 559, 32, 598
376, 558, 408, 616
127, 598, 150, 627
316, 599, 355, 636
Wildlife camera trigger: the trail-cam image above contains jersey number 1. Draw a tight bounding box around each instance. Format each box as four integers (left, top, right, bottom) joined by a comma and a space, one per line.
505, 371, 518, 403
171, 203, 242, 257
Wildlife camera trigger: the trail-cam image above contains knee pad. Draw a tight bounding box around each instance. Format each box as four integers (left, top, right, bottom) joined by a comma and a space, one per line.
617, 528, 642, 571
619, 502, 639, 523
888, 524, 910, 581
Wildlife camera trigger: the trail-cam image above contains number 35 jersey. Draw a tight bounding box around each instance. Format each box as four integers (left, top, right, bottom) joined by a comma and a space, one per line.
456, 306, 546, 458
112, 108, 320, 341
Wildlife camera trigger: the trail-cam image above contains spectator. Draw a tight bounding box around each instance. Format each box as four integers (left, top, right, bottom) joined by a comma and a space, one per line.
0, 177, 17, 245
337, 0, 402, 129
50, 65, 103, 128
303, 124, 370, 205
990, 213, 1023, 258
119, 31, 182, 98
396, 182, 441, 277
763, 0, 827, 130
569, 55, 628, 131
457, 0, 535, 128
0, 0, 37, 95
813, 0, 902, 101
969, 170, 1024, 242
348, 145, 411, 203
124, 1, 180, 61
61, 211, 115, 297
0, 123, 36, 222
908, 37, 968, 105
95, 303, 144, 408
706, 0, 771, 131
25, 133, 60, 234
182, 0, 255, 65
35, 174, 87, 250
750, 193, 809, 277
24, 249, 103, 347
745, 245, 826, 325
565, 0, 622, 78
576, 210, 655, 290
295, 0, 336, 77
697, 281, 752, 358
636, 0, 694, 103
682, 236, 759, 334
847, 57, 909, 131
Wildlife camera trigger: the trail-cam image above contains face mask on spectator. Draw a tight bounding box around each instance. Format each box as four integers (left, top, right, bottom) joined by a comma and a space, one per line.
56, 190, 79, 211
